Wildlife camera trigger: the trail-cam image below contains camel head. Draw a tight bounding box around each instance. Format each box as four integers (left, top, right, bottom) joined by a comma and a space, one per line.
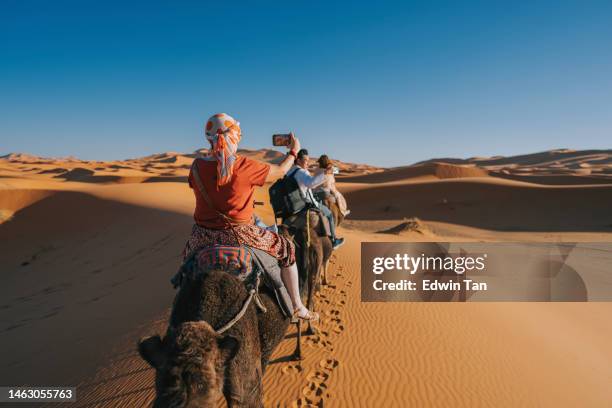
138, 321, 239, 408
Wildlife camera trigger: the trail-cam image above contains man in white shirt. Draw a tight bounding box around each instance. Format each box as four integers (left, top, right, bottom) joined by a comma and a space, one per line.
290, 149, 344, 249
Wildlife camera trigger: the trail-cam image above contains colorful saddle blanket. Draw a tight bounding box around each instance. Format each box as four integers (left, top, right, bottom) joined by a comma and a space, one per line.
195, 245, 254, 280
172, 245, 256, 288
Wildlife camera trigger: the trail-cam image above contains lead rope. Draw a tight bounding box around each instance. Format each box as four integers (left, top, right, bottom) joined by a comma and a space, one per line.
247, 250, 268, 314
306, 209, 311, 248
215, 288, 256, 335
216, 274, 267, 334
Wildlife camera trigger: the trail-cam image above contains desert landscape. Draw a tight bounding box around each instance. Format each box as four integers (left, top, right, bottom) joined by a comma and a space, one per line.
1, 148, 612, 407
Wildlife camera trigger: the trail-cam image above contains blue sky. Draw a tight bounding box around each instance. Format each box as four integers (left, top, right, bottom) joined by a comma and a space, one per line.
1, 1, 611, 166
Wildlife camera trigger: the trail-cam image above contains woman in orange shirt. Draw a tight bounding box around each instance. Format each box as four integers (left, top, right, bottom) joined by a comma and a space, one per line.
183, 113, 318, 321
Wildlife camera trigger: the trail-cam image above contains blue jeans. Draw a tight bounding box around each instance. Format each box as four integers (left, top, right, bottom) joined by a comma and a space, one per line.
319, 203, 336, 240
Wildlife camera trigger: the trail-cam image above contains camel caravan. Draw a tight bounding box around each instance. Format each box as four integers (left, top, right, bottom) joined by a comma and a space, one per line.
138, 114, 349, 407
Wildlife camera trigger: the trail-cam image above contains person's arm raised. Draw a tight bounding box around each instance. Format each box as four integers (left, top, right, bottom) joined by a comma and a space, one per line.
266, 133, 301, 182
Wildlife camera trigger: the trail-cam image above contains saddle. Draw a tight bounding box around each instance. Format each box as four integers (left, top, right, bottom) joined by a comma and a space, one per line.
171, 245, 293, 318
284, 207, 331, 238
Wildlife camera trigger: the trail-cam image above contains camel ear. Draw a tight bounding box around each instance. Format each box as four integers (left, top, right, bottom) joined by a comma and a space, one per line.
217, 335, 240, 363
138, 335, 166, 369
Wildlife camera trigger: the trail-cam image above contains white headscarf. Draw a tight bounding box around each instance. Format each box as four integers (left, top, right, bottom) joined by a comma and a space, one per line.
204, 113, 241, 187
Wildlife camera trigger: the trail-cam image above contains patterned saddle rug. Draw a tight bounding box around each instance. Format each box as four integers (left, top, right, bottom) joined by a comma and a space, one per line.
195, 245, 254, 280
172, 245, 256, 288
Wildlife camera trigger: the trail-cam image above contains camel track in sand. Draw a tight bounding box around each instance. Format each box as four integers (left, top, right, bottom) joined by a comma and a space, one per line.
284, 253, 349, 408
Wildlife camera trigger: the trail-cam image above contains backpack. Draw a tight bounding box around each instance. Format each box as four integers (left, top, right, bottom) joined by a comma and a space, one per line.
269, 168, 307, 219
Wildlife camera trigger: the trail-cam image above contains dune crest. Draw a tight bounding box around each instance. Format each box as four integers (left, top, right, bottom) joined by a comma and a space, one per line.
416, 149, 612, 184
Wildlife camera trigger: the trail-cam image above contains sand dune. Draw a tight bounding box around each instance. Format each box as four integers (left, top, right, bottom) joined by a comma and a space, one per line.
343, 177, 612, 232
414, 149, 612, 184
1, 149, 380, 189
1, 149, 611, 407
415, 148, 612, 168
0, 189, 191, 388
339, 162, 487, 184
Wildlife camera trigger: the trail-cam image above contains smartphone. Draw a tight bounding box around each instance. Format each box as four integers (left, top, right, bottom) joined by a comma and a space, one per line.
332, 166, 340, 175
272, 133, 292, 147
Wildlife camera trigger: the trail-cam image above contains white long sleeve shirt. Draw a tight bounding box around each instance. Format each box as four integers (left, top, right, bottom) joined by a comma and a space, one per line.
289, 165, 326, 207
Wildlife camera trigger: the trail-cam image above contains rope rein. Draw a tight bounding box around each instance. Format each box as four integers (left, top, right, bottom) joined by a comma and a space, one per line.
214, 262, 267, 334
215, 288, 256, 335
306, 210, 311, 248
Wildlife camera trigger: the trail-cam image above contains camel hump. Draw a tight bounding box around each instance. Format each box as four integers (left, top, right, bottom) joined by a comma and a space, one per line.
170, 267, 250, 329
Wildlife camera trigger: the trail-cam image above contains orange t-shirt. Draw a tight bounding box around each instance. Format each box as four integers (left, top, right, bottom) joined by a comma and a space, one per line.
188, 156, 271, 229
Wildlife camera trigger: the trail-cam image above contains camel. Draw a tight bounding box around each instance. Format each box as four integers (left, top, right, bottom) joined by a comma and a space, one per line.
319, 196, 343, 286
281, 209, 333, 360
137, 211, 332, 406
139, 268, 288, 407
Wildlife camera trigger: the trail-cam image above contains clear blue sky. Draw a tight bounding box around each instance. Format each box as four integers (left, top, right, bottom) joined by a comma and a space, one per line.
1, 1, 611, 167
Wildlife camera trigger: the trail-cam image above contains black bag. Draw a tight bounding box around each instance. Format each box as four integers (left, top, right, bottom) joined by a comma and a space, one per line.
269, 168, 307, 219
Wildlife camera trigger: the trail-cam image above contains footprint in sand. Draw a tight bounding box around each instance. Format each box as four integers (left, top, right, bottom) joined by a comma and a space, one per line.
322, 285, 335, 294
307, 370, 330, 383
304, 336, 321, 348
301, 370, 332, 403
282, 363, 304, 375
304, 331, 333, 350
319, 358, 339, 372
292, 397, 320, 407
305, 339, 334, 351
302, 381, 331, 401
325, 309, 341, 317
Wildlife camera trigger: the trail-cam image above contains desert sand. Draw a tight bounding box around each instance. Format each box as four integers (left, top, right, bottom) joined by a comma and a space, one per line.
1, 149, 612, 407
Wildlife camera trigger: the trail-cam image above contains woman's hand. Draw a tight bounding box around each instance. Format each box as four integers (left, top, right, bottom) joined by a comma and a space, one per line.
266, 132, 301, 183
289, 132, 301, 153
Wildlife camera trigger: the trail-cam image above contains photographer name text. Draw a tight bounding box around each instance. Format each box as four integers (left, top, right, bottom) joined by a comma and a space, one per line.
372, 253, 488, 292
